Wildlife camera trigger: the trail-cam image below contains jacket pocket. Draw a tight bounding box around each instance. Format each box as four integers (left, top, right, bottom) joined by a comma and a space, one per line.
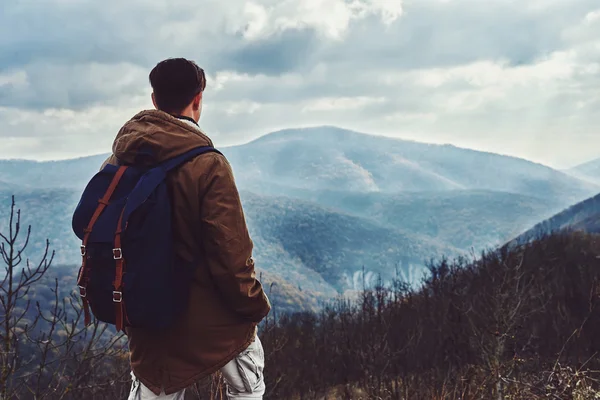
235, 339, 265, 393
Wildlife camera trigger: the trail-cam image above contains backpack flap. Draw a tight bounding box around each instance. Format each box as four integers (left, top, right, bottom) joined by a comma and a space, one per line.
120, 167, 167, 231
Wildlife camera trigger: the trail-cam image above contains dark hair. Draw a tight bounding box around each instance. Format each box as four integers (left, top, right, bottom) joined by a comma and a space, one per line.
149, 58, 206, 114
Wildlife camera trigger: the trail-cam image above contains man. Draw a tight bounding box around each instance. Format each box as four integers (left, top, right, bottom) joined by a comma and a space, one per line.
102, 58, 271, 399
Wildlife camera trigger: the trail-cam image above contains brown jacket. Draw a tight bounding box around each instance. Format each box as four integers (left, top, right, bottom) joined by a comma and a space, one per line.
103, 110, 271, 395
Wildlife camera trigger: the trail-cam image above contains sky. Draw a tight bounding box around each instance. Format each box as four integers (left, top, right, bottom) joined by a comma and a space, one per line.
0, 0, 599, 169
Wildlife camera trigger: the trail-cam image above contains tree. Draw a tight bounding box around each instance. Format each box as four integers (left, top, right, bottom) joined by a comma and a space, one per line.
0, 196, 130, 399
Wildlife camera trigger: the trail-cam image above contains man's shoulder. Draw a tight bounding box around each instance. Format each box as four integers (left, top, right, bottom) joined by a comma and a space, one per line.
187, 149, 232, 176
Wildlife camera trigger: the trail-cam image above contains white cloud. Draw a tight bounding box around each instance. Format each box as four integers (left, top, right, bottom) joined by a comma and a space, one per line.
0, 70, 28, 88
584, 9, 600, 23
348, 0, 404, 24
302, 96, 386, 112
234, 0, 403, 40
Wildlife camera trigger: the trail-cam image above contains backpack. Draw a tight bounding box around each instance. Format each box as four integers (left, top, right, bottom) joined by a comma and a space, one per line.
71, 146, 221, 332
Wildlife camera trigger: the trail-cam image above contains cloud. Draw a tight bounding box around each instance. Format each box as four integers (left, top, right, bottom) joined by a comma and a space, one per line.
301, 96, 386, 112
233, 0, 403, 41
0, 62, 147, 110
0, 0, 599, 169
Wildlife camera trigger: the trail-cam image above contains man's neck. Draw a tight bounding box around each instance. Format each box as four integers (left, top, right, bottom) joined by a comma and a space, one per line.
173, 115, 198, 126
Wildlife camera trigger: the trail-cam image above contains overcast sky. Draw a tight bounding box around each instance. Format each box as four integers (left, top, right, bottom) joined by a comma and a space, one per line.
0, 0, 599, 168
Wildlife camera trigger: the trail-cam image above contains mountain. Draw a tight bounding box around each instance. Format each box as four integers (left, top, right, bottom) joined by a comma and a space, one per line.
2, 126, 597, 311
0, 127, 597, 205
223, 127, 598, 205
568, 157, 600, 185
509, 192, 600, 245
0, 154, 108, 189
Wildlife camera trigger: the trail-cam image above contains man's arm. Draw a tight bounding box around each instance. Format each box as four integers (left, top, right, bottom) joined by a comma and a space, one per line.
199, 153, 271, 322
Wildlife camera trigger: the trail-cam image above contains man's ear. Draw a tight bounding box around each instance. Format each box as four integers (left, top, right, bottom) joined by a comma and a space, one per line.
192, 92, 202, 111
151, 93, 158, 110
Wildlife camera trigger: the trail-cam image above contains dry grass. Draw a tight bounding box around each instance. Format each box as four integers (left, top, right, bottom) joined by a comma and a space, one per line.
282, 365, 600, 400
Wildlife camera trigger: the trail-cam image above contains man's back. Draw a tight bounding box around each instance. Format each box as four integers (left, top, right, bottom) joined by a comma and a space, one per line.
104, 109, 270, 396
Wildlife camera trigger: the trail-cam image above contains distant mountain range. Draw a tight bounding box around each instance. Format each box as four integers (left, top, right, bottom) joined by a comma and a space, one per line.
0, 154, 109, 190
1, 126, 599, 311
225, 127, 597, 205
567, 158, 600, 185
1, 127, 597, 204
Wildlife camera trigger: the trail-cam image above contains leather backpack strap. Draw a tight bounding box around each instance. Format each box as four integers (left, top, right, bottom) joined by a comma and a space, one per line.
76, 166, 128, 326
112, 209, 126, 332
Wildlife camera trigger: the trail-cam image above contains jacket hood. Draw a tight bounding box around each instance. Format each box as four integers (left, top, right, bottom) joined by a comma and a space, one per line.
112, 110, 213, 166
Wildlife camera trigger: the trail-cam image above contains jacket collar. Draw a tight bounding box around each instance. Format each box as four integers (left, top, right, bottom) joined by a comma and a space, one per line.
174, 115, 199, 127
112, 110, 213, 167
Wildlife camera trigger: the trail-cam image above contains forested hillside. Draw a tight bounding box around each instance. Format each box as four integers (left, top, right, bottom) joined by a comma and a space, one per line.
511, 191, 600, 245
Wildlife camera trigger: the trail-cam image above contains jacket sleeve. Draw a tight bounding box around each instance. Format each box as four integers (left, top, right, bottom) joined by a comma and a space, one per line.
199, 153, 271, 322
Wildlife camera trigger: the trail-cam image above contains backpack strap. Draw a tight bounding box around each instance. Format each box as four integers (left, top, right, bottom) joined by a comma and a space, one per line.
160, 146, 223, 173
113, 209, 127, 332
119, 146, 221, 230
76, 165, 129, 326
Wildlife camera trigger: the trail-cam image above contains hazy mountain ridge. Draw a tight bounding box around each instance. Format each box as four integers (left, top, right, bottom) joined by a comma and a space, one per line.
568, 157, 600, 184
0, 154, 109, 189
224, 127, 598, 204
1, 127, 597, 205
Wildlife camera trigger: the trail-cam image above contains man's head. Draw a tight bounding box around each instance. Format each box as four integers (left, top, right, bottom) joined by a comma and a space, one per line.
149, 58, 206, 122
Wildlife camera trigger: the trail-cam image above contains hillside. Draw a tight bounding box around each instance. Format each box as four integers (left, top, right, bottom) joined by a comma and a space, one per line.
261, 188, 564, 251
509, 191, 600, 245
259, 232, 600, 399
241, 192, 457, 291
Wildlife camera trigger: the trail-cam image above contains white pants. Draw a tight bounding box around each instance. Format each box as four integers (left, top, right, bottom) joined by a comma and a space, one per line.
128, 336, 265, 400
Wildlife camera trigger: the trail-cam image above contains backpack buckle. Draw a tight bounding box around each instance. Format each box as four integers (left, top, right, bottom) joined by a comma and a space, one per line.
113, 291, 123, 303
80, 245, 86, 256
113, 248, 123, 260
78, 285, 87, 298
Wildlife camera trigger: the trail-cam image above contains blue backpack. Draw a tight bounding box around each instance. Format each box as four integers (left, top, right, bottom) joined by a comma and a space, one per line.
72, 146, 220, 331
